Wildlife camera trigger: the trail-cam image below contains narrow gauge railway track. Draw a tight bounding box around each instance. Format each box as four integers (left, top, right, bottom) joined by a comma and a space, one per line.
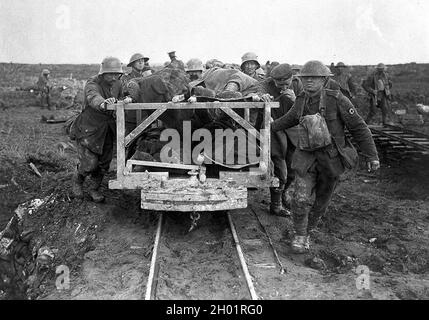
144, 207, 285, 300
348, 124, 429, 161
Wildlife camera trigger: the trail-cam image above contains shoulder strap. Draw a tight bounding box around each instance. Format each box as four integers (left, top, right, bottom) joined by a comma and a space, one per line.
319, 89, 327, 117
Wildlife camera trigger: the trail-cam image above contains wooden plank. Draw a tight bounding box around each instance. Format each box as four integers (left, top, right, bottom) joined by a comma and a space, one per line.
141, 198, 248, 212
116, 103, 126, 178
262, 102, 271, 174
244, 108, 250, 122
219, 171, 279, 188
141, 189, 246, 202
127, 160, 200, 171
108, 172, 168, 190
125, 107, 167, 147
107, 102, 279, 110
136, 109, 143, 125
111, 176, 241, 190
220, 107, 261, 141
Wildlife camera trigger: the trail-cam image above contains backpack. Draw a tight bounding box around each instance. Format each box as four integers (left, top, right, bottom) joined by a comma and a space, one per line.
297, 89, 332, 151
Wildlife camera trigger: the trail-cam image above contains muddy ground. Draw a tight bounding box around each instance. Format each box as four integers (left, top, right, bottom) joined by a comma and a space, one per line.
1, 80, 429, 300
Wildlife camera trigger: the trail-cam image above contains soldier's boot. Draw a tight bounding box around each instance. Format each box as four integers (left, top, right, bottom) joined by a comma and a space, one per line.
270, 188, 290, 217
88, 173, 105, 203
72, 173, 85, 199
291, 235, 310, 254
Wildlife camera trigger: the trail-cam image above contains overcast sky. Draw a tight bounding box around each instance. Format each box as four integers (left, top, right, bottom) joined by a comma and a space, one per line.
1, 0, 428, 65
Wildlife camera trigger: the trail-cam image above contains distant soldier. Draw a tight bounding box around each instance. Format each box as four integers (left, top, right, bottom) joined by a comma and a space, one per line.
70, 57, 132, 202
260, 63, 304, 216
122, 53, 151, 91
362, 63, 393, 125
271, 60, 379, 253
240, 52, 265, 81
37, 69, 52, 108
185, 58, 205, 81
167, 51, 186, 71
291, 65, 301, 76
333, 62, 357, 101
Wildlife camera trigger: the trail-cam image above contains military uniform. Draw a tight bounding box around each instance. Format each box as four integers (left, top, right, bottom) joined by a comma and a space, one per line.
261, 77, 303, 189
122, 68, 146, 134
362, 69, 393, 124
37, 73, 51, 108
271, 88, 378, 236
71, 75, 123, 182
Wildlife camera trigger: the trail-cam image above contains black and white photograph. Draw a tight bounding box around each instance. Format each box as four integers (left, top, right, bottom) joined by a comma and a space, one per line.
0, 0, 428, 305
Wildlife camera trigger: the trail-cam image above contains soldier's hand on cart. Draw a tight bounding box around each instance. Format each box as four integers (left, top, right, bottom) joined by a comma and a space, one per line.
261, 94, 273, 102
100, 97, 117, 111
172, 94, 185, 103
367, 160, 380, 172
251, 95, 261, 102
188, 96, 197, 103
123, 96, 133, 104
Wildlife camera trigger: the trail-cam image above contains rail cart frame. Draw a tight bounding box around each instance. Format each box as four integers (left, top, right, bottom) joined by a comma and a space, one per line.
107, 101, 279, 212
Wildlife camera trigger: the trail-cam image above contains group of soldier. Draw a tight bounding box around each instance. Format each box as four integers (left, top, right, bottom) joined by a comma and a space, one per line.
62, 50, 387, 254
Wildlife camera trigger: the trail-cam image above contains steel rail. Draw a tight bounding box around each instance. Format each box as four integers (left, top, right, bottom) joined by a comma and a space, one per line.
144, 213, 163, 300
227, 212, 259, 300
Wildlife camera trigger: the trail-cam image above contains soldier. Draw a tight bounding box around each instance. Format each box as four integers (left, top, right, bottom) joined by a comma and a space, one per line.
185, 58, 205, 81
333, 62, 357, 101
168, 51, 186, 71
240, 52, 265, 81
122, 53, 151, 134
36, 69, 52, 108
260, 64, 304, 216
291, 65, 301, 76
123, 53, 151, 88
271, 61, 380, 253
362, 63, 393, 126
70, 57, 132, 202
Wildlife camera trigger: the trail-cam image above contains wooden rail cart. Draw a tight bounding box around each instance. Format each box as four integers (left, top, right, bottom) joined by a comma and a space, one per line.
107, 101, 279, 214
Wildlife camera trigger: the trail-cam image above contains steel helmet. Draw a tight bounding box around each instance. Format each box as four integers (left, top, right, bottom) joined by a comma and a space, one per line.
42, 69, 50, 75
298, 60, 333, 77
376, 63, 387, 70
99, 57, 124, 75
127, 53, 145, 67
336, 62, 347, 68
270, 64, 293, 80
241, 52, 260, 69
185, 58, 204, 72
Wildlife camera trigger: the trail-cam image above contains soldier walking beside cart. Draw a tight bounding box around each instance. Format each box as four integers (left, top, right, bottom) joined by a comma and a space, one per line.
271, 60, 380, 253
70, 57, 132, 202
